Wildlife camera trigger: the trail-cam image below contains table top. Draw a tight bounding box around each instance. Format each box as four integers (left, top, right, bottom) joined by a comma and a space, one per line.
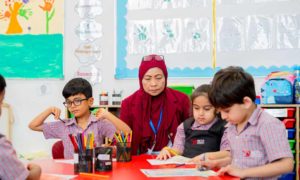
34, 154, 239, 180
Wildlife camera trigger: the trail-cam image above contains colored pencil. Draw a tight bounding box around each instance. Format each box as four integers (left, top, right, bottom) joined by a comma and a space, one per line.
79, 172, 109, 178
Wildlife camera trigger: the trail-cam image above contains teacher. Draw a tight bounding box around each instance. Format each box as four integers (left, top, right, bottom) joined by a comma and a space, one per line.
120, 54, 191, 155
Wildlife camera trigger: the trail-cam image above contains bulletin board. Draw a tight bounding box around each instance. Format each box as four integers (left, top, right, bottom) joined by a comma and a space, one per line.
115, 0, 300, 79
0, 0, 64, 79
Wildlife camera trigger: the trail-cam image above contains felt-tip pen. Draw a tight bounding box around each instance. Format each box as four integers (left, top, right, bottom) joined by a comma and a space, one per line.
51, 113, 65, 123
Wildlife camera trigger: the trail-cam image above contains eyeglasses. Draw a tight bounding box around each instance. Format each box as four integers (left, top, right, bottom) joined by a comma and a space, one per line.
142, 55, 164, 61
63, 98, 88, 108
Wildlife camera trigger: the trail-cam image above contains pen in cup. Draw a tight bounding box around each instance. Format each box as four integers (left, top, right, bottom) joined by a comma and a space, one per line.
105, 148, 111, 154
51, 113, 65, 123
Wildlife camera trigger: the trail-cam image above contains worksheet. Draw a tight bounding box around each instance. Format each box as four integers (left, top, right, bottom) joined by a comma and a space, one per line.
147, 155, 193, 165
141, 168, 217, 177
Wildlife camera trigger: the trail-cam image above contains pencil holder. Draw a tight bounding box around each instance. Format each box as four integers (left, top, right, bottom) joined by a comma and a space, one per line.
74, 149, 93, 173
95, 146, 113, 172
116, 142, 132, 162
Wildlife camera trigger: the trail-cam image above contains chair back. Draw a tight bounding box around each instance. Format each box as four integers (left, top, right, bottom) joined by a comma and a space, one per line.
52, 140, 64, 159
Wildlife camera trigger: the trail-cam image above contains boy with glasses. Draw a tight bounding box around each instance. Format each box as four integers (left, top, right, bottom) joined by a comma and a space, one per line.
0, 74, 41, 180
29, 78, 131, 159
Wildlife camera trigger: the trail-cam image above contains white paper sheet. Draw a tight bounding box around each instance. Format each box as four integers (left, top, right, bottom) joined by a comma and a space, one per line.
54, 159, 74, 164
147, 155, 193, 165
141, 168, 217, 177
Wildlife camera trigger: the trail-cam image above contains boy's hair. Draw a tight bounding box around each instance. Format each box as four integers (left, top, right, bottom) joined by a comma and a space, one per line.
209, 66, 256, 109
191, 84, 211, 104
62, 78, 92, 99
0, 74, 6, 93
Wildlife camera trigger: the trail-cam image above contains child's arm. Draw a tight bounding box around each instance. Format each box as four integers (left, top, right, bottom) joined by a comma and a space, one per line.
191, 150, 231, 168
95, 108, 131, 134
156, 147, 182, 160
26, 163, 41, 180
28, 107, 61, 131
156, 122, 185, 160
206, 150, 231, 160
218, 157, 294, 178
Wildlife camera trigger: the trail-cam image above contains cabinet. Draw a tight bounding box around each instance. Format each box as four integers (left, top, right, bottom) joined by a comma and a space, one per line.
66, 105, 121, 118
260, 104, 299, 180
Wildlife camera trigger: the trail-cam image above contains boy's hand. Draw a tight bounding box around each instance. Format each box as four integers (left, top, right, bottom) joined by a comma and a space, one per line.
190, 153, 205, 164
156, 148, 172, 160
217, 164, 245, 178
49, 106, 61, 120
192, 154, 220, 170
95, 108, 107, 120
196, 159, 218, 170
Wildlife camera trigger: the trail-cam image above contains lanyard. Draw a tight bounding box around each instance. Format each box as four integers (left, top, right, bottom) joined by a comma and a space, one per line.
147, 108, 163, 155
149, 108, 163, 135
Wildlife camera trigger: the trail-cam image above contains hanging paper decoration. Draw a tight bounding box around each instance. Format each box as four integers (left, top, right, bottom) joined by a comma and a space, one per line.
75, 42, 102, 64
73, 0, 103, 86
75, 0, 103, 18
76, 65, 102, 85
75, 20, 102, 42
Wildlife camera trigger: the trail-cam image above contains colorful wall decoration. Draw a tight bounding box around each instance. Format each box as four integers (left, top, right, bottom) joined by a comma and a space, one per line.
0, 0, 64, 79
116, 0, 300, 79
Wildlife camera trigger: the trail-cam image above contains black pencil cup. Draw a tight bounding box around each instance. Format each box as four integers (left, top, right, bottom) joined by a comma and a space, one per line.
116, 142, 132, 162
95, 146, 113, 172
74, 149, 93, 173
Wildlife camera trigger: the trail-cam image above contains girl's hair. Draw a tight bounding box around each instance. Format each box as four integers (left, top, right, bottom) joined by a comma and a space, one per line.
190, 84, 218, 117
190, 84, 211, 104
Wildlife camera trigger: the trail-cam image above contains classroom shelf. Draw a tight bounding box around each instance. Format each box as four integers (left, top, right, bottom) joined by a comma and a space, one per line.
260, 104, 300, 180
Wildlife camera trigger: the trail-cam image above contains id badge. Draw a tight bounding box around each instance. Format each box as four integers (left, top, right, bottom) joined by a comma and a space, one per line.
147, 143, 155, 155
147, 135, 156, 155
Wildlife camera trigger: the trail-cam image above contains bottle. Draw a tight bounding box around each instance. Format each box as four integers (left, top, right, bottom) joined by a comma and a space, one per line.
112, 90, 122, 105
294, 66, 300, 104
99, 91, 109, 105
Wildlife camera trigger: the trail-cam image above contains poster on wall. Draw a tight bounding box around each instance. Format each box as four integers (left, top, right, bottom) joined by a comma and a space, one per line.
115, 0, 300, 79
0, 0, 64, 79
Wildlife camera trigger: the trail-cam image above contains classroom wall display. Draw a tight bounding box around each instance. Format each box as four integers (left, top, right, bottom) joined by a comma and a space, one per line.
115, 0, 300, 79
75, 19, 103, 41
74, 0, 103, 85
75, 65, 102, 85
75, 0, 102, 19
0, 0, 64, 79
75, 42, 102, 64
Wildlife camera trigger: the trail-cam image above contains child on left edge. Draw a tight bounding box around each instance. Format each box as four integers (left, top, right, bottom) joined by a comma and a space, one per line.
0, 74, 41, 180
156, 84, 229, 160
29, 78, 131, 159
